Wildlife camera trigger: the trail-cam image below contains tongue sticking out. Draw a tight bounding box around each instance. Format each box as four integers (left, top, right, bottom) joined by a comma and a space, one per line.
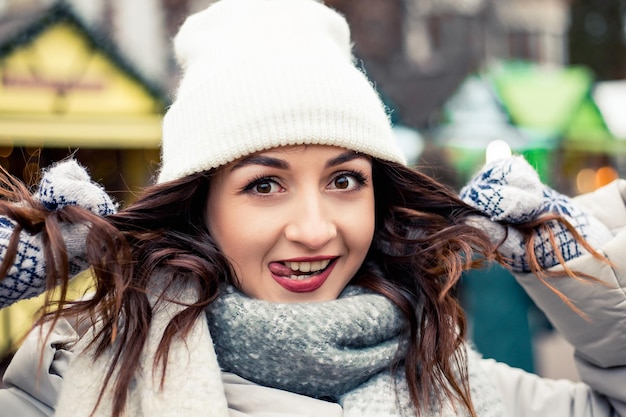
268, 262, 295, 277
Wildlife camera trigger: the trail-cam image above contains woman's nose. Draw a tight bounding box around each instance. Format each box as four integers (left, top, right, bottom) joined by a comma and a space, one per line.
284, 195, 337, 249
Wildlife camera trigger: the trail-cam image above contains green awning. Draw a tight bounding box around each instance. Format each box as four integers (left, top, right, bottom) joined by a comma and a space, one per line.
563, 95, 617, 152
490, 62, 593, 140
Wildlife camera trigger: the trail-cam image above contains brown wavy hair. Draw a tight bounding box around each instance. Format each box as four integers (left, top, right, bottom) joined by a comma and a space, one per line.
0, 158, 601, 417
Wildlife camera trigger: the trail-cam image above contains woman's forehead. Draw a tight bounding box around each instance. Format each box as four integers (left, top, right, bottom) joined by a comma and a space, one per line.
225, 145, 369, 169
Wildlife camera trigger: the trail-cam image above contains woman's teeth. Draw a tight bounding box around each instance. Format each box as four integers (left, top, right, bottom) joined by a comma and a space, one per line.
284, 259, 331, 278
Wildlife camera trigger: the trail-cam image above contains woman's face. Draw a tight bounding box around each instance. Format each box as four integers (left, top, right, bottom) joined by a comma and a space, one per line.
206, 145, 375, 302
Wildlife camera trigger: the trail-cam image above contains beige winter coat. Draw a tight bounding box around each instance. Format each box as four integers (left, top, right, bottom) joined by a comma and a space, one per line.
2, 181, 626, 417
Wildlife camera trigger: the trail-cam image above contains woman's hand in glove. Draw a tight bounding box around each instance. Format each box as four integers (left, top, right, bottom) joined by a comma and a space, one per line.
0, 159, 117, 308
460, 155, 612, 273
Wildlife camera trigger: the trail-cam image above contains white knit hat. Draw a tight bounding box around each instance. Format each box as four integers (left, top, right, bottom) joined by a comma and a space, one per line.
157, 0, 406, 184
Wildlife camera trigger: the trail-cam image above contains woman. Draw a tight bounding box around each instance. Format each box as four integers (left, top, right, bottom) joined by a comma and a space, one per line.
0, 0, 625, 416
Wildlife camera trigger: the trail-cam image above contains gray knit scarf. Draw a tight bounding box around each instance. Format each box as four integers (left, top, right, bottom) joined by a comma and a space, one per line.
54, 284, 504, 417
207, 286, 505, 417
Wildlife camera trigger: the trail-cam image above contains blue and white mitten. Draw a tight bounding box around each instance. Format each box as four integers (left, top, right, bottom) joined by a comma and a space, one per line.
36, 159, 117, 216
0, 160, 117, 308
460, 156, 612, 272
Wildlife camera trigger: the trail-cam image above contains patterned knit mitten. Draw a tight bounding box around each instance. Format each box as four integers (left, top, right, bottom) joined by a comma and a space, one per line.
0, 160, 117, 307
459, 156, 612, 272
36, 159, 117, 216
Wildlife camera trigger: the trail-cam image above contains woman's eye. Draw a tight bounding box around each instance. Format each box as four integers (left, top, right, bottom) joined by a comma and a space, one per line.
246, 178, 282, 194
334, 176, 351, 189
255, 181, 277, 194
330, 173, 365, 190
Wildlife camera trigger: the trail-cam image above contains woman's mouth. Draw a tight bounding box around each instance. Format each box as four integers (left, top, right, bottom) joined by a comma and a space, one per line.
281, 259, 331, 279
268, 258, 336, 292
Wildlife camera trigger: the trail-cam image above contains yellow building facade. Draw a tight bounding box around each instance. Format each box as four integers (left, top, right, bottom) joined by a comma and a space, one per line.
0, 2, 167, 357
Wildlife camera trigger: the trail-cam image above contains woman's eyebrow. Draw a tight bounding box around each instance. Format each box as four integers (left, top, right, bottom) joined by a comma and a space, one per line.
231, 155, 290, 170
325, 151, 368, 168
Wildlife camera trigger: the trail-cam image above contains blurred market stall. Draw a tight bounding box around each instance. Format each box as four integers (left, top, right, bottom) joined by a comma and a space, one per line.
436, 61, 623, 194
0, 2, 166, 358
